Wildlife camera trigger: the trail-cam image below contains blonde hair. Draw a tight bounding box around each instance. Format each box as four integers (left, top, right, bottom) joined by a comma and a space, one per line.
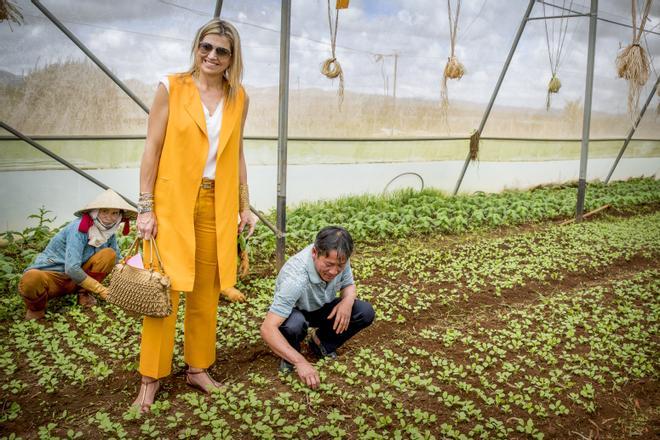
185, 19, 243, 103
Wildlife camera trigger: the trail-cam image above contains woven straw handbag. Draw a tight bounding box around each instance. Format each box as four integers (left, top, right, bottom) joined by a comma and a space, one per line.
107, 238, 172, 318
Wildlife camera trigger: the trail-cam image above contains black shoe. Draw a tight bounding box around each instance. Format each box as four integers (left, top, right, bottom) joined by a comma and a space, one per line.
279, 359, 294, 374
308, 336, 338, 360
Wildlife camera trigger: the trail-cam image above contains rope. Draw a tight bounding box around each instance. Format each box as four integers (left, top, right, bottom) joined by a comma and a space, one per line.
447, 0, 460, 58
543, 0, 573, 110
641, 32, 660, 113
321, 0, 344, 104
440, 0, 464, 127
632, 0, 653, 44
616, 0, 653, 124
554, 4, 571, 73
460, 0, 487, 41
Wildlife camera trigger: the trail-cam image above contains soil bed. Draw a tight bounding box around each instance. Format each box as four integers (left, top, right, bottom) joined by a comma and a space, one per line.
1, 208, 658, 439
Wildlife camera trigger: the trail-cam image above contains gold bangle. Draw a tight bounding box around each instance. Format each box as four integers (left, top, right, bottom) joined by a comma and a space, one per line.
239, 183, 250, 212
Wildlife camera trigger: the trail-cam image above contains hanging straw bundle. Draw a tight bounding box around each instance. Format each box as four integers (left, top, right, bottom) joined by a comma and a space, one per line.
543, 1, 572, 110
546, 74, 562, 109
548, 75, 562, 93
616, 0, 652, 123
440, 0, 465, 124
0, 0, 24, 29
321, 0, 345, 104
444, 55, 465, 80
469, 130, 480, 160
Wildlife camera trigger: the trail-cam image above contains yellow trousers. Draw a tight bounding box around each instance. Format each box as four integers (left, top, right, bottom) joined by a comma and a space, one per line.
139, 186, 221, 378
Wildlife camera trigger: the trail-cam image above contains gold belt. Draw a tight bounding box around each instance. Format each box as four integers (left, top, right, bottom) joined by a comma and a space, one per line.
200, 178, 215, 190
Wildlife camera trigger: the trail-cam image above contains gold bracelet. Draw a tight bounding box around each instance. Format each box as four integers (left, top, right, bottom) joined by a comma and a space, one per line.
239, 183, 250, 212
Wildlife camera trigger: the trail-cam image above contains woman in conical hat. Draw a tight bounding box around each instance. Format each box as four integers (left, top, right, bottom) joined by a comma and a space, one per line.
18, 189, 136, 320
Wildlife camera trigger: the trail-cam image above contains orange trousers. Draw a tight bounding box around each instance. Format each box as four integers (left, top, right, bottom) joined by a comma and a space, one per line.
139, 186, 222, 378
18, 248, 115, 312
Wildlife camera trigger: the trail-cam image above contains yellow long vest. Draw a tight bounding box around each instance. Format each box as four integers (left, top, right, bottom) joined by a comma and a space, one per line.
152, 74, 244, 292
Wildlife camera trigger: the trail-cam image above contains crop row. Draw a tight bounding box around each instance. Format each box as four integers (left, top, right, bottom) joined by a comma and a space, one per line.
5, 268, 653, 439
250, 178, 660, 255
311, 270, 659, 439
0, 211, 656, 406
215, 212, 660, 349
1, 178, 657, 298
352, 211, 660, 322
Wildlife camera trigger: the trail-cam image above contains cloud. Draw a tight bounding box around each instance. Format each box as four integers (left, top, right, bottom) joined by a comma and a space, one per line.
1, 0, 658, 114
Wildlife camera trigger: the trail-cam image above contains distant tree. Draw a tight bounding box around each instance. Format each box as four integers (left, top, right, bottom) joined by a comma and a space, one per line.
562, 99, 582, 133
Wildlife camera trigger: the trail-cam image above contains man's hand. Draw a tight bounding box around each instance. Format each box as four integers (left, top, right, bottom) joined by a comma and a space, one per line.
295, 360, 320, 389
328, 298, 354, 334
261, 312, 321, 389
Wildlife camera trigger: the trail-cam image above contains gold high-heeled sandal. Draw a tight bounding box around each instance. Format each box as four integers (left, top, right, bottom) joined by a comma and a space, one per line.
185, 369, 222, 394
132, 376, 160, 413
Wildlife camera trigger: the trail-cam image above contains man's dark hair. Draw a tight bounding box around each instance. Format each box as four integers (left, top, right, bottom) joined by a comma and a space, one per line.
314, 226, 354, 260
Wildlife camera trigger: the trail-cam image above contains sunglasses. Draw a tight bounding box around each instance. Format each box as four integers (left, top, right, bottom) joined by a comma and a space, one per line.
198, 42, 232, 58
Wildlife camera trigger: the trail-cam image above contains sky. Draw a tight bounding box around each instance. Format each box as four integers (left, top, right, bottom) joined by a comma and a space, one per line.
1, 0, 659, 113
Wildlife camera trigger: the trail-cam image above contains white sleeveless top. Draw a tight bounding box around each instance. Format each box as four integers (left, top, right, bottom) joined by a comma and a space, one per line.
160, 76, 223, 179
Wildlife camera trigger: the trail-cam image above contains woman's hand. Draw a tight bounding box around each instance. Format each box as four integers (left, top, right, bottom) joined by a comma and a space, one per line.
137, 212, 158, 240
238, 209, 256, 238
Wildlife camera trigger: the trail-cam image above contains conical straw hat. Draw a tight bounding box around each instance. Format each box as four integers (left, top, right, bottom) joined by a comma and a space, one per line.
74, 189, 137, 220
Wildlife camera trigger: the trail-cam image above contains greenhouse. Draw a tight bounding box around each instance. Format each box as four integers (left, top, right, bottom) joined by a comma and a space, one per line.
0, 0, 659, 438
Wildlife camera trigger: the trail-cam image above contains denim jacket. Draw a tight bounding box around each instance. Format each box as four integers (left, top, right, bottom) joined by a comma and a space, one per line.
26, 218, 120, 284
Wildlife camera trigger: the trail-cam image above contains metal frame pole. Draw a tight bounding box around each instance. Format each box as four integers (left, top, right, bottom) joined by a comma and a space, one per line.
537, 0, 660, 36
31, 0, 150, 114
527, 13, 589, 20
276, 0, 292, 269
391, 52, 398, 135
0, 121, 136, 207
604, 75, 660, 184
30, 0, 280, 237
575, 0, 598, 221
213, 0, 223, 18
452, 0, 536, 195
4, 118, 281, 234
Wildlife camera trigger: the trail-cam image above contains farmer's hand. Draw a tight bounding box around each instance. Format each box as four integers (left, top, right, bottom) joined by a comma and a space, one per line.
221, 286, 246, 302
79, 276, 109, 300
137, 212, 157, 240
295, 360, 320, 389
328, 298, 353, 334
238, 210, 256, 237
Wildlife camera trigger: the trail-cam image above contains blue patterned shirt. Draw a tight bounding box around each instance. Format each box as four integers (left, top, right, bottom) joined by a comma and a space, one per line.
26, 218, 120, 283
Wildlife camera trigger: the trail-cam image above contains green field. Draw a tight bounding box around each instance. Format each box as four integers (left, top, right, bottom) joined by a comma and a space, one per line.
0, 179, 658, 439
1, 138, 659, 171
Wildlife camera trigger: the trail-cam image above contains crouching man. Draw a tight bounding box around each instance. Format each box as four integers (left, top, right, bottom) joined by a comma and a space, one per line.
260, 226, 374, 389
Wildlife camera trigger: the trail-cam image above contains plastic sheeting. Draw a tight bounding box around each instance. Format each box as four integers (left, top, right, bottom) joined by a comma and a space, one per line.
1, 0, 659, 230
1, 0, 658, 138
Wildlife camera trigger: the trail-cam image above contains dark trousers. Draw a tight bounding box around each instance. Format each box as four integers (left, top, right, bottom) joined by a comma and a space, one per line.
279, 298, 375, 354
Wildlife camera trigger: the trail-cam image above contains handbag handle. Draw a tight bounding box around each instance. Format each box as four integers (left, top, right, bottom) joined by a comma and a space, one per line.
121, 237, 141, 263
120, 237, 166, 273
147, 239, 166, 274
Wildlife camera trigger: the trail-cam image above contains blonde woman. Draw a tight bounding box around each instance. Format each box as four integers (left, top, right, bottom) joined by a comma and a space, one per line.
134, 18, 255, 412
